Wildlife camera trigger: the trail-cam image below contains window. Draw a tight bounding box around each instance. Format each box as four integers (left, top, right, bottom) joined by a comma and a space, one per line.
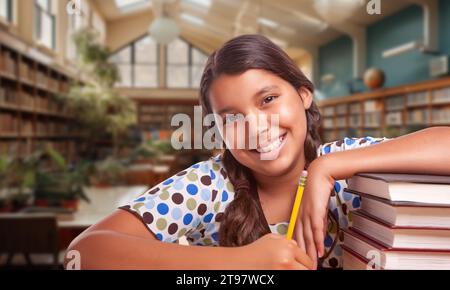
67, 0, 86, 60
0, 0, 12, 22
166, 38, 207, 88
110, 36, 159, 88
35, 0, 55, 49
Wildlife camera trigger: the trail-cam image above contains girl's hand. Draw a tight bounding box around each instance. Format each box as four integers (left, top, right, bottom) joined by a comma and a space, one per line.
293, 158, 335, 268
243, 233, 314, 270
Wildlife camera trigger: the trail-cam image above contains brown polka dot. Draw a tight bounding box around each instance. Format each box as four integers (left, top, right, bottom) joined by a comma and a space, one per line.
172, 193, 184, 204
220, 168, 227, 179
176, 170, 187, 176
199, 228, 206, 238
329, 257, 339, 268
120, 205, 130, 210
197, 203, 207, 215
200, 175, 211, 186
142, 212, 154, 224
342, 204, 348, 215
215, 212, 224, 222
336, 140, 344, 147
359, 139, 367, 145
212, 190, 218, 201
339, 231, 345, 242
148, 187, 160, 195
168, 223, 178, 235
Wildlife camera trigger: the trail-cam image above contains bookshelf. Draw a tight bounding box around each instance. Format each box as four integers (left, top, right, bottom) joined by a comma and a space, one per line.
0, 30, 80, 162
317, 77, 450, 142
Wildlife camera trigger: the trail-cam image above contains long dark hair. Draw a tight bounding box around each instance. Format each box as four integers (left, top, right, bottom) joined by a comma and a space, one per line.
199, 34, 322, 247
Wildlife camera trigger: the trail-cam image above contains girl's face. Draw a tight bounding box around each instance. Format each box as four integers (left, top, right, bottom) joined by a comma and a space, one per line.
209, 69, 313, 177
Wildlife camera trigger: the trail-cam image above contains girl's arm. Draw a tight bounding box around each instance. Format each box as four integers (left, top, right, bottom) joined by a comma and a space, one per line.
295, 126, 450, 267
66, 209, 313, 270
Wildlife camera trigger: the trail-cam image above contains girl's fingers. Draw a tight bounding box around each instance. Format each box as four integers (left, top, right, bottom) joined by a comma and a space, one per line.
293, 245, 315, 270
294, 221, 306, 251
290, 262, 310, 270
311, 216, 325, 258
303, 218, 318, 268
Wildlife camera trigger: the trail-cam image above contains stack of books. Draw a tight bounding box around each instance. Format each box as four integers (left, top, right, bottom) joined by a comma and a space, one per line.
342, 173, 450, 270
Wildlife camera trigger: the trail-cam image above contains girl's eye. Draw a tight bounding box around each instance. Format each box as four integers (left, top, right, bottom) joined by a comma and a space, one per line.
262, 95, 277, 105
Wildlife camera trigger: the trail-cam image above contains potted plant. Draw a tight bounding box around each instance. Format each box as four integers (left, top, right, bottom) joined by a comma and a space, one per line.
89, 157, 126, 188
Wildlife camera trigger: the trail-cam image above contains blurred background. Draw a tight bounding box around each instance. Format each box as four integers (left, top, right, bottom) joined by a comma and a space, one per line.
0, 0, 449, 269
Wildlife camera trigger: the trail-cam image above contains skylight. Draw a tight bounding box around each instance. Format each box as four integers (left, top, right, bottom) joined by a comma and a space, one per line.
115, 0, 151, 13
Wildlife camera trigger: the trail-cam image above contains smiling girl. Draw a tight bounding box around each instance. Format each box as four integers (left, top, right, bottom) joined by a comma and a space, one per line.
66, 35, 450, 270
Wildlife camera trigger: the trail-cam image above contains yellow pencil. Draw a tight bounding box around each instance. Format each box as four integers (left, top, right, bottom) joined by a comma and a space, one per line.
286, 170, 308, 240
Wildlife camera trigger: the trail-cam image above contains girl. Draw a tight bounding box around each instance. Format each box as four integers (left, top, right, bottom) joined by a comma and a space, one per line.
67, 35, 450, 270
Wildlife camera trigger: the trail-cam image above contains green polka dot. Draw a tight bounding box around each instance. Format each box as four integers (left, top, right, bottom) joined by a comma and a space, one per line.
276, 224, 288, 235
177, 228, 187, 238
226, 181, 234, 191
214, 202, 221, 212
203, 238, 212, 245
133, 203, 144, 212
187, 172, 198, 181
159, 190, 169, 200
186, 198, 197, 210
156, 218, 167, 230
212, 164, 220, 171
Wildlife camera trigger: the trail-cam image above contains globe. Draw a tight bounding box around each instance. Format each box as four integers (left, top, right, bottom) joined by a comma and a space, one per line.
364, 68, 385, 90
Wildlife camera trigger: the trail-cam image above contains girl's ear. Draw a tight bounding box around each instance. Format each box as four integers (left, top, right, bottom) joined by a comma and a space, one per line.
298, 87, 313, 110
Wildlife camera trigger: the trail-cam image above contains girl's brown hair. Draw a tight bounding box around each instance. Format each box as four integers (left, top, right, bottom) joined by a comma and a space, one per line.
199, 34, 322, 247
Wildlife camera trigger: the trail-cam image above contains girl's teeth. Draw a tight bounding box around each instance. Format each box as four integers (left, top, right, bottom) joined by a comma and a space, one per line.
256, 135, 284, 153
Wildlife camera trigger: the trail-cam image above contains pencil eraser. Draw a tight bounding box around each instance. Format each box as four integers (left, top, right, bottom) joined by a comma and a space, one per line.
301, 170, 308, 177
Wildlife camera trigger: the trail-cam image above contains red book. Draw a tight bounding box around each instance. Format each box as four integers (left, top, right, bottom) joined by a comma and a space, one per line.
351, 210, 450, 250
343, 228, 450, 270
346, 190, 450, 228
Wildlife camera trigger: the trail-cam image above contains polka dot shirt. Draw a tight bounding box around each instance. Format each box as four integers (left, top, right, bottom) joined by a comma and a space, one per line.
119, 136, 391, 269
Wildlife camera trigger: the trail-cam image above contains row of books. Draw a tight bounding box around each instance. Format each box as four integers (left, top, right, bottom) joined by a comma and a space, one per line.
0, 112, 19, 133
0, 50, 17, 76
0, 140, 78, 158
343, 173, 450, 270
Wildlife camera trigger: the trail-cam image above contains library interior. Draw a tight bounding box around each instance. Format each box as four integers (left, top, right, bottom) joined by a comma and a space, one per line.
0, 0, 449, 270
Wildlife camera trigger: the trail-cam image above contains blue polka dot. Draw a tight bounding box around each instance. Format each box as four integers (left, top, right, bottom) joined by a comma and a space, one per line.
192, 163, 200, 169
370, 141, 380, 145
203, 213, 214, 223
155, 233, 163, 241
345, 138, 355, 146
334, 245, 343, 256
221, 191, 228, 202
332, 208, 339, 220
201, 188, 211, 201
210, 170, 216, 180
340, 217, 349, 228
173, 179, 184, 190
343, 191, 354, 201
200, 163, 210, 173
163, 178, 174, 185
183, 213, 193, 225
206, 223, 215, 232
191, 232, 201, 240
145, 199, 155, 209
134, 197, 145, 202
187, 184, 198, 195
324, 234, 333, 247
212, 232, 219, 241
157, 203, 169, 215
334, 182, 341, 193
193, 218, 202, 228
171, 207, 182, 220
323, 145, 331, 154
352, 197, 361, 208
216, 179, 224, 190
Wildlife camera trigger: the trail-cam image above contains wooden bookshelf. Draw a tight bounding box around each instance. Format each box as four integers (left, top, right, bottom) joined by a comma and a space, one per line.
317, 77, 450, 142
0, 30, 80, 162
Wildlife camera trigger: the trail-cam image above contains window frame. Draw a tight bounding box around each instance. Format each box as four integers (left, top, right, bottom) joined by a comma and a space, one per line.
35, 0, 56, 49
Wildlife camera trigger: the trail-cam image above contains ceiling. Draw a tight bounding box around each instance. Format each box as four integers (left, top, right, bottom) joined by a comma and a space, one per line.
91, 0, 415, 60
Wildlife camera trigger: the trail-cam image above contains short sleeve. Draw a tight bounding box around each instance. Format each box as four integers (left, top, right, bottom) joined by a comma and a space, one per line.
119, 157, 224, 244
317, 136, 392, 157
